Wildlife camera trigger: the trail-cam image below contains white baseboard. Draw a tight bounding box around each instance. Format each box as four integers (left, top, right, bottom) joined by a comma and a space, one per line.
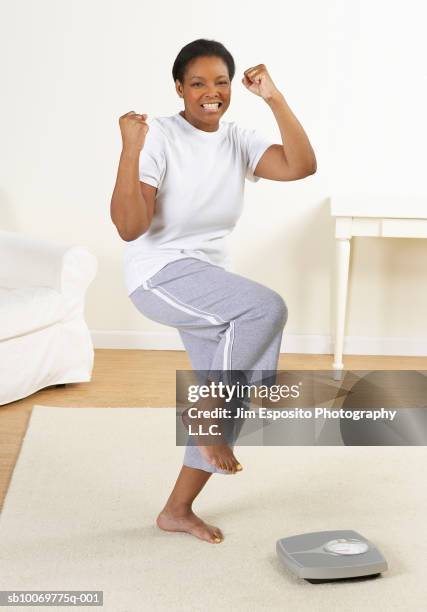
341, 335, 427, 357
91, 330, 427, 356
91, 330, 185, 350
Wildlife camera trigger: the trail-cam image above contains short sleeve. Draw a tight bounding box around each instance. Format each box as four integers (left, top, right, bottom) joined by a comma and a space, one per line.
139, 120, 166, 189
240, 127, 274, 183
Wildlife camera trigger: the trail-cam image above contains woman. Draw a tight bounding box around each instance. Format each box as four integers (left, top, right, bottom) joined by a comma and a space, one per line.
110, 39, 316, 545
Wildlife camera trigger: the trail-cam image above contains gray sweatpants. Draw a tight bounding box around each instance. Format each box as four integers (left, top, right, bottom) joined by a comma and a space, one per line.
129, 257, 288, 473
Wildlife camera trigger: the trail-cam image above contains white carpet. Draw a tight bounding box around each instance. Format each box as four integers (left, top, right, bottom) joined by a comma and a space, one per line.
0, 406, 426, 612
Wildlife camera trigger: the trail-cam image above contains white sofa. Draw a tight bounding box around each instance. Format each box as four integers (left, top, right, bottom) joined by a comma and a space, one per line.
0, 230, 97, 405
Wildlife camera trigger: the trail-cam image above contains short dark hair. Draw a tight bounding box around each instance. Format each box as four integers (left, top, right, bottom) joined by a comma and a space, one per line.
172, 39, 235, 84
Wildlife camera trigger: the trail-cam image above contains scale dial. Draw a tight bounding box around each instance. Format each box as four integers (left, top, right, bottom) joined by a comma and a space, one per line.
324, 538, 369, 555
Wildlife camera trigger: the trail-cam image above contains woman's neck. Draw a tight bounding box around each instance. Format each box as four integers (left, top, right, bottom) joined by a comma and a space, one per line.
179, 110, 219, 133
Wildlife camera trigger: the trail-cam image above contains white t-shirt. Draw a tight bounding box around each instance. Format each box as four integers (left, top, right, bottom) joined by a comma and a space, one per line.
123, 112, 273, 295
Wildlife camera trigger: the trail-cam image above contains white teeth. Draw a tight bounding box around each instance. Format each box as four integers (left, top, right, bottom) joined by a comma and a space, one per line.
202, 103, 220, 109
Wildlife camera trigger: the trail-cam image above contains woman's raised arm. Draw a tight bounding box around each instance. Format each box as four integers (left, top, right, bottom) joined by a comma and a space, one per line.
110, 111, 156, 241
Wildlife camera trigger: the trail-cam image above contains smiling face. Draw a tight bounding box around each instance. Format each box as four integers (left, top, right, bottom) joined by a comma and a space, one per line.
175, 55, 231, 132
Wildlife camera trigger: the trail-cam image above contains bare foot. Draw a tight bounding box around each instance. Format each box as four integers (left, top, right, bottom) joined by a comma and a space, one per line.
198, 444, 243, 474
157, 507, 224, 543
181, 407, 243, 473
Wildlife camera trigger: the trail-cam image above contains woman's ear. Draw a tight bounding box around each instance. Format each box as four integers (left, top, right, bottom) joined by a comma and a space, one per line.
175, 79, 184, 98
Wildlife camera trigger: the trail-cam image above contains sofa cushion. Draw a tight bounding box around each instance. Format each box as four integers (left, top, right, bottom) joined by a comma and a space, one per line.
0, 286, 66, 341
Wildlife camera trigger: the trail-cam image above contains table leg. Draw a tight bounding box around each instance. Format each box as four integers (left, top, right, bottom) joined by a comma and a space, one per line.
333, 237, 351, 375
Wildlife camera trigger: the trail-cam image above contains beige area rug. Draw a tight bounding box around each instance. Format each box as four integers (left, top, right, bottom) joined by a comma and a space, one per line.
0, 406, 426, 612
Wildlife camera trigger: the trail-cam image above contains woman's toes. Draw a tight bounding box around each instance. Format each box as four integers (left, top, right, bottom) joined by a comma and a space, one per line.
220, 459, 229, 472
197, 523, 223, 544
227, 460, 236, 473
211, 530, 223, 543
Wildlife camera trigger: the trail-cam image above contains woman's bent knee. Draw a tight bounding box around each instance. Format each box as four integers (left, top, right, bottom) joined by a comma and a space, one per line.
268, 291, 288, 328
250, 287, 288, 328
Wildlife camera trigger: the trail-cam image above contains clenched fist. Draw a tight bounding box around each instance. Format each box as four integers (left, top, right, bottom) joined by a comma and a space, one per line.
119, 111, 149, 152
242, 64, 281, 103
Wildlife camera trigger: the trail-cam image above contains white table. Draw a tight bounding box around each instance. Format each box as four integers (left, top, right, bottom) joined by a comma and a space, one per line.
331, 196, 427, 374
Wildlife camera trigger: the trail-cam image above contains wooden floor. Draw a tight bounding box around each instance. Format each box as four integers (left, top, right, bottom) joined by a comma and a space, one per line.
1, 349, 426, 511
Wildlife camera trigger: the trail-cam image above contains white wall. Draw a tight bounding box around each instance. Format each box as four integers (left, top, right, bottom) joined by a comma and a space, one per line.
1, 0, 426, 353
328, 0, 427, 348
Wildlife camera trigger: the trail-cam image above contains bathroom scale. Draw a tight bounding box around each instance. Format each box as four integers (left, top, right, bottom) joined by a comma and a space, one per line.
276, 530, 388, 583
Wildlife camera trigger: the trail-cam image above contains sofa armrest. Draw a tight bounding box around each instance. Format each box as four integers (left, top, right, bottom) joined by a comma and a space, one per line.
0, 230, 97, 297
